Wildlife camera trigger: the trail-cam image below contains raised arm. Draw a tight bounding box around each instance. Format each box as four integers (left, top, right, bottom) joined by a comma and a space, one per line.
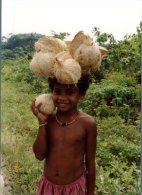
85, 117, 97, 195
31, 100, 49, 161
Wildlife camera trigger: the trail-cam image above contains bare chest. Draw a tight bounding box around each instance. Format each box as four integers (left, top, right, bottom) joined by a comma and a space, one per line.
48, 122, 86, 147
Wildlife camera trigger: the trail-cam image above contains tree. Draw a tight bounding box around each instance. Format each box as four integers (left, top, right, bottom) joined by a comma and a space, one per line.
91, 24, 141, 74
50, 30, 70, 40
1, 33, 45, 59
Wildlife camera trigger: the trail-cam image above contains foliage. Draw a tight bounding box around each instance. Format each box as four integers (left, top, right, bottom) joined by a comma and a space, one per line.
96, 161, 140, 195
95, 116, 140, 194
80, 72, 140, 124
2, 57, 49, 94
92, 22, 141, 75
1, 33, 45, 59
2, 77, 140, 195
50, 30, 70, 40
2, 81, 42, 195
1, 31, 70, 60
1, 25, 141, 194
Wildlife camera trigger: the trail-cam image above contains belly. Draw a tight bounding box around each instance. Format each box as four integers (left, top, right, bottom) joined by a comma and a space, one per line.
43, 149, 85, 185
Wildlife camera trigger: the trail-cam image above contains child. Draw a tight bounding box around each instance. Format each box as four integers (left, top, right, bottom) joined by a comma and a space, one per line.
31, 75, 97, 195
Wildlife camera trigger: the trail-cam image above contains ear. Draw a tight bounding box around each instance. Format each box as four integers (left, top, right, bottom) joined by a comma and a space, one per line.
99, 46, 108, 59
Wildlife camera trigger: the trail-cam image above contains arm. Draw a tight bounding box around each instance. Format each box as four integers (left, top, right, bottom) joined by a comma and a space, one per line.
85, 117, 97, 195
31, 100, 49, 161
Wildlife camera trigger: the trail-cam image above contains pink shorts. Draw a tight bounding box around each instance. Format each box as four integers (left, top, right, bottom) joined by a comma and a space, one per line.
36, 174, 87, 195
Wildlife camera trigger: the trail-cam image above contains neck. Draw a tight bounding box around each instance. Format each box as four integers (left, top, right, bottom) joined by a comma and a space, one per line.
55, 108, 79, 127
56, 108, 78, 117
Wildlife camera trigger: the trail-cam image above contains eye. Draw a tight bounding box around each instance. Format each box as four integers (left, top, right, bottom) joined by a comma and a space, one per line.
66, 89, 74, 95
53, 89, 61, 95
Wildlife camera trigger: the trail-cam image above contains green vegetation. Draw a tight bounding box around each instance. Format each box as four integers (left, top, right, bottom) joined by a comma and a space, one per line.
1, 24, 141, 194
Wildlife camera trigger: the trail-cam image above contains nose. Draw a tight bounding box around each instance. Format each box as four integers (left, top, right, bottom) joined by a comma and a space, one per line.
58, 94, 67, 100
57, 93, 68, 102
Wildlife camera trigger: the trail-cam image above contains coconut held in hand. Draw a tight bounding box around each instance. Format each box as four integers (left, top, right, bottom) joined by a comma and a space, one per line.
35, 94, 55, 115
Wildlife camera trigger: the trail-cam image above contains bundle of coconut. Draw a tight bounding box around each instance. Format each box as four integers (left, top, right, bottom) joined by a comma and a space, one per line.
30, 31, 108, 114
30, 31, 108, 84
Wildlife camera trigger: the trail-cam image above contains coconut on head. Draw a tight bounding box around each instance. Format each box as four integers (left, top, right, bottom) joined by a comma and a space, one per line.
35, 37, 67, 53
69, 31, 93, 57
69, 31, 108, 75
29, 31, 108, 84
98, 46, 108, 59
29, 51, 55, 77
74, 44, 102, 75
29, 52, 45, 76
30, 37, 68, 77
54, 51, 81, 84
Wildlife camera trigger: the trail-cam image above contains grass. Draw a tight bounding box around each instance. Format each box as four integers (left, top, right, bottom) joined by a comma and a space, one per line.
2, 80, 43, 195
1, 60, 140, 194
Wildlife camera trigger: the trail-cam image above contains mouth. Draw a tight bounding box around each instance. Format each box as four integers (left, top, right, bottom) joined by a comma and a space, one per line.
58, 103, 68, 107
57, 102, 69, 109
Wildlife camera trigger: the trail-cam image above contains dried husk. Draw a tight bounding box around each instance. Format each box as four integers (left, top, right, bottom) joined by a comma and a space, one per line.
29, 51, 55, 77
74, 44, 102, 74
99, 46, 108, 58
55, 51, 72, 62
65, 41, 71, 49
30, 32, 108, 81
69, 31, 93, 57
29, 53, 45, 76
35, 93, 55, 115
35, 37, 67, 53
54, 51, 81, 84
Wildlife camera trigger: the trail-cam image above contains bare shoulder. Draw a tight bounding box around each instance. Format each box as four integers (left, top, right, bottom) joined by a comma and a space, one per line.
79, 111, 97, 132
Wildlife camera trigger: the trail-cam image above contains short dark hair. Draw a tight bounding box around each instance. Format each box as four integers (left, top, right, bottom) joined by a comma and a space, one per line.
48, 75, 91, 95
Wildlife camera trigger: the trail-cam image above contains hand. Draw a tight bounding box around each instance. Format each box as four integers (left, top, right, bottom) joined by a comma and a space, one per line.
31, 100, 49, 124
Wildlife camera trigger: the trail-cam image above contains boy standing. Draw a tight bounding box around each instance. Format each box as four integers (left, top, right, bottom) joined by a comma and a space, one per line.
31, 76, 97, 195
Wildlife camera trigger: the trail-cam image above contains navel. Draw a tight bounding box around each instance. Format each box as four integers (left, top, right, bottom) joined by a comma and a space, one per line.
55, 170, 59, 176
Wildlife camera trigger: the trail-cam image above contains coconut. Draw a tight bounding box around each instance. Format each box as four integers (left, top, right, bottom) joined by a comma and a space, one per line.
30, 37, 68, 77
54, 51, 81, 84
73, 44, 108, 75
35, 37, 67, 53
73, 44, 102, 74
29, 53, 45, 76
69, 31, 93, 57
35, 93, 55, 115
65, 41, 71, 49
29, 51, 55, 77
99, 46, 108, 58
55, 51, 72, 62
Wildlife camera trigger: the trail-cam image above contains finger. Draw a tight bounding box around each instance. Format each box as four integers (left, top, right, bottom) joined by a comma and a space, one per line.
36, 103, 42, 110
38, 110, 49, 117
31, 99, 35, 110
31, 104, 36, 115
37, 112, 49, 122
31, 101, 39, 116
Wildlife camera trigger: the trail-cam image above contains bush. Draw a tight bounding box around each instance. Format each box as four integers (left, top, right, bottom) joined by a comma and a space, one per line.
96, 116, 140, 194
2, 57, 49, 94
79, 72, 140, 123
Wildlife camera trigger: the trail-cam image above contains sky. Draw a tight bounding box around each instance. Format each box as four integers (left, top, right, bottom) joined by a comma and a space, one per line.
2, 0, 142, 41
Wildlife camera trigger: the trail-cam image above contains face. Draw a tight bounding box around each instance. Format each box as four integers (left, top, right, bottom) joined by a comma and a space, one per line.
52, 83, 84, 112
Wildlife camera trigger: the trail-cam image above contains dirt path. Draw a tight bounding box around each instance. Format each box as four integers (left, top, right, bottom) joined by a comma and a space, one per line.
1, 159, 12, 195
